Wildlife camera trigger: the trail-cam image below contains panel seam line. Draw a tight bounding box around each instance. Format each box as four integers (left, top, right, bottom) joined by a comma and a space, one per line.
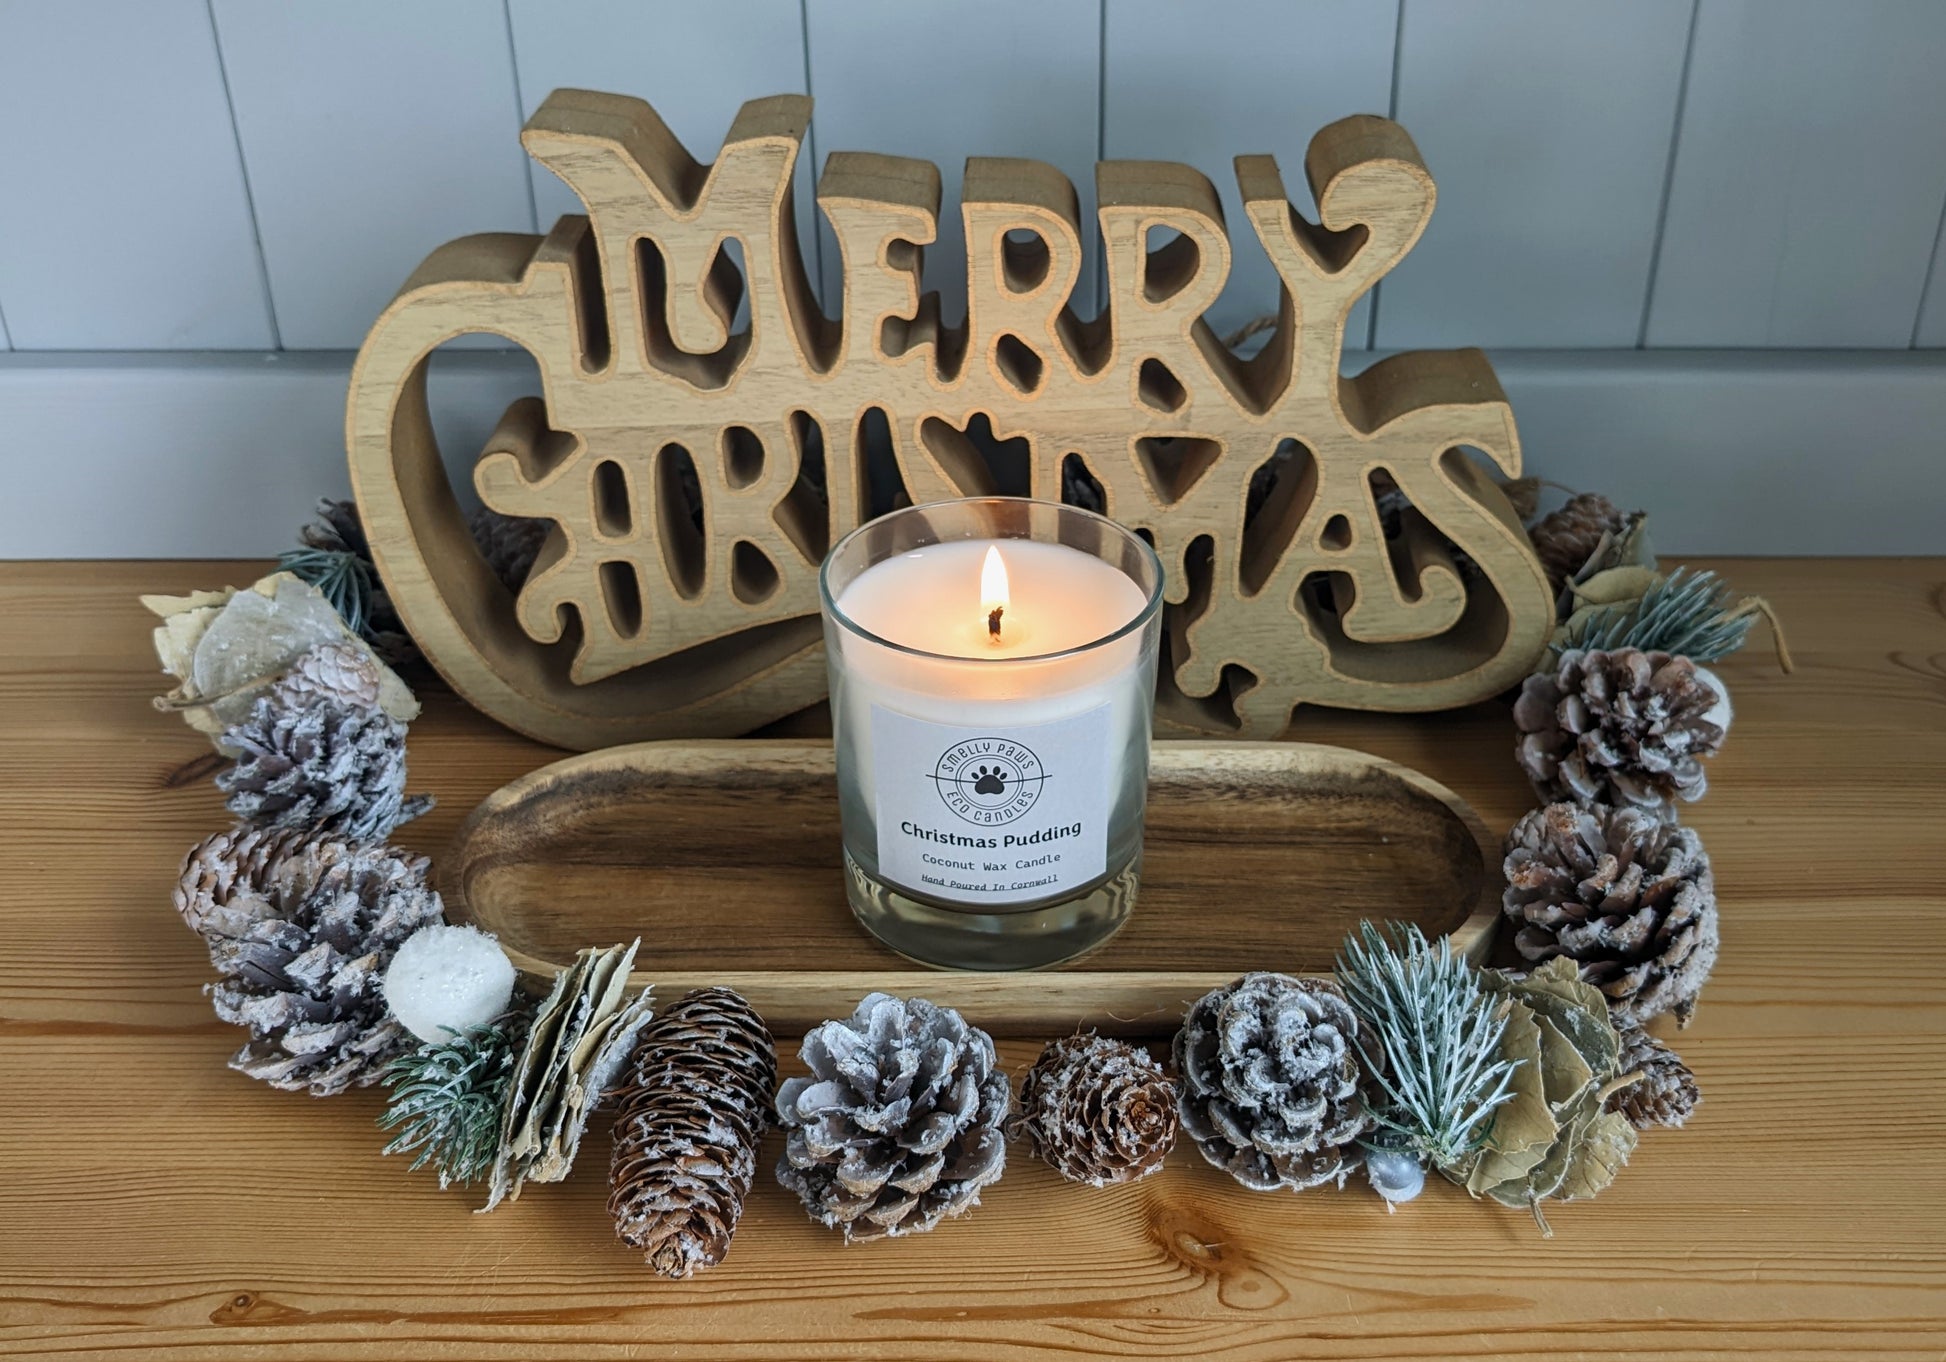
1637, 0, 1700, 351
204, 0, 282, 349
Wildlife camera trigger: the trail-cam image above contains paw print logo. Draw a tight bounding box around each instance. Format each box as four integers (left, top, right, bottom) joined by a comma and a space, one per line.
932, 739, 1047, 825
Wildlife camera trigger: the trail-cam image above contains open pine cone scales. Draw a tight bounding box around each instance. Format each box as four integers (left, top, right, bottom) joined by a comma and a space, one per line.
1609, 1024, 1702, 1130
1514, 647, 1731, 816
1528, 492, 1629, 595
218, 676, 431, 844
1017, 1034, 1180, 1186
176, 830, 443, 1095
1174, 973, 1369, 1192
776, 994, 1010, 1241
1504, 801, 1719, 1026
609, 988, 778, 1277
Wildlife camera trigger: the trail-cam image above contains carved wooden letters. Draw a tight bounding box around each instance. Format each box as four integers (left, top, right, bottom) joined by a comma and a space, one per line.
348, 89, 1551, 750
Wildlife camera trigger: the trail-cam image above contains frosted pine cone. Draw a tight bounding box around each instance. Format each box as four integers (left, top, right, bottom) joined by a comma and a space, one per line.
1016, 1034, 1179, 1187
1174, 973, 1368, 1192
469, 505, 550, 595
775, 994, 1010, 1241
1504, 802, 1719, 1026
174, 825, 317, 935
177, 831, 444, 1095
610, 988, 778, 1277
1608, 1025, 1702, 1129
1529, 492, 1629, 596
218, 674, 431, 843
273, 640, 383, 711
1514, 647, 1731, 816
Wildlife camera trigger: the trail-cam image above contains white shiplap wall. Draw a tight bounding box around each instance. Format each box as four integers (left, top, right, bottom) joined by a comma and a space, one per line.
0, 0, 1943, 554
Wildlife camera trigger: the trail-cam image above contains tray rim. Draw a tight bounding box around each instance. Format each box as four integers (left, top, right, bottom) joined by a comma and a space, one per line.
444, 738, 1503, 1035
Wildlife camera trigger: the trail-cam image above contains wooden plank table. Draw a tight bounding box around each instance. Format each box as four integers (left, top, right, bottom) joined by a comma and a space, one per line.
2, 558, 1941, 1361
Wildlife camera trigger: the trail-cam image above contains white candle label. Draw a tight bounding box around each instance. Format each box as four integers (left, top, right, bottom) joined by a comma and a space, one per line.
871, 704, 1112, 906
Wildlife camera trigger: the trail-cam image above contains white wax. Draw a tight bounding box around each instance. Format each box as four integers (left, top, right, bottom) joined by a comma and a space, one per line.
834, 539, 1149, 709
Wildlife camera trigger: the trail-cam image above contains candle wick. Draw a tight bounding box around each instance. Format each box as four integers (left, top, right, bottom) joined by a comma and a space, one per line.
987, 605, 1004, 643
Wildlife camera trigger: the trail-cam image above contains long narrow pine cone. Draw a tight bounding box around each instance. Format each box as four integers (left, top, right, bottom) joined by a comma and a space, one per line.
776, 994, 1010, 1241
609, 988, 778, 1278
1174, 973, 1369, 1192
175, 830, 444, 1095
1514, 647, 1731, 816
1017, 1034, 1179, 1186
1504, 801, 1720, 1026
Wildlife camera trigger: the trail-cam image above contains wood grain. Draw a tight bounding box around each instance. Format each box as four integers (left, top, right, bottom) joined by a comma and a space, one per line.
2, 558, 1942, 1360
443, 739, 1499, 1033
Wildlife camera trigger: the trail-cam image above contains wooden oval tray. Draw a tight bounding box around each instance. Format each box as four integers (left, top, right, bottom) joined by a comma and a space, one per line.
444, 740, 1500, 1035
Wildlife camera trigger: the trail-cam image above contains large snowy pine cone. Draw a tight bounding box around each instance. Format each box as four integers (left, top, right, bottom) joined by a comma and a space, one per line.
176, 831, 444, 1095
1174, 973, 1369, 1192
1514, 647, 1731, 816
775, 994, 1010, 1241
1504, 801, 1720, 1026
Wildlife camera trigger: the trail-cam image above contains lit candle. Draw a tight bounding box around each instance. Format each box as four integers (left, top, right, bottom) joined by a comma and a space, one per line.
820, 498, 1164, 970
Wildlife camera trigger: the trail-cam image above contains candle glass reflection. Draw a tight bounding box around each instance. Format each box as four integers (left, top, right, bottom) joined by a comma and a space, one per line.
819, 498, 1164, 970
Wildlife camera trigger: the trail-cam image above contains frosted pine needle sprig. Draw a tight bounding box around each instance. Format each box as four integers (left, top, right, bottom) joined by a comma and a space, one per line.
279, 544, 381, 640
1557, 567, 1791, 670
1336, 922, 1518, 1173
378, 1022, 519, 1190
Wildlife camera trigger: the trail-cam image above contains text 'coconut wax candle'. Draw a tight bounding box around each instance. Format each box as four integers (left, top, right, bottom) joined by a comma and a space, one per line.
819, 498, 1163, 970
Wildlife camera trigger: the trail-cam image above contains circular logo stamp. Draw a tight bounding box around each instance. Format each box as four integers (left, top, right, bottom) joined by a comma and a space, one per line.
930, 737, 1048, 826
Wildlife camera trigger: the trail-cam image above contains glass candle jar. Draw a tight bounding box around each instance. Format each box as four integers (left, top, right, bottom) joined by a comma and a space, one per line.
819, 497, 1164, 970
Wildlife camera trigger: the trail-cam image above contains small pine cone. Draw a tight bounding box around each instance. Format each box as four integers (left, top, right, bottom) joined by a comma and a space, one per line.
174, 826, 318, 935
218, 686, 430, 843
1608, 1025, 1701, 1130
469, 505, 550, 595
1174, 973, 1368, 1192
1529, 492, 1629, 595
609, 988, 778, 1278
274, 641, 382, 711
776, 994, 1010, 1241
1504, 802, 1719, 1026
184, 834, 444, 1095
1514, 647, 1731, 816
1016, 1034, 1179, 1187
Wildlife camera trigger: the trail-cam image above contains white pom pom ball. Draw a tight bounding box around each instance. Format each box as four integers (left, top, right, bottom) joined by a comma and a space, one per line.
383, 924, 517, 1045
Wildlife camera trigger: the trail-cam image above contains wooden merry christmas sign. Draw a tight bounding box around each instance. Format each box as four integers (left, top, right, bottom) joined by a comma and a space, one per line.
348, 89, 1552, 750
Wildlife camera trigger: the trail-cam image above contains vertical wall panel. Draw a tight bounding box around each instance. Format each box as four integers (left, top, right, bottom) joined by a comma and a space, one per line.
806, 0, 1102, 320
508, 0, 819, 301
1376, 0, 1691, 349
1646, 1, 1946, 349
0, 0, 272, 349
1103, 0, 1396, 347
211, 0, 535, 351
1917, 218, 1946, 348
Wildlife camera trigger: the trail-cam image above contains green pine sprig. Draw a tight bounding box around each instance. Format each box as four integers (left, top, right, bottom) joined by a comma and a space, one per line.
1336, 921, 1518, 1172
378, 1023, 517, 1190
1555, 566, 1759, 663
278, 545, 380, 640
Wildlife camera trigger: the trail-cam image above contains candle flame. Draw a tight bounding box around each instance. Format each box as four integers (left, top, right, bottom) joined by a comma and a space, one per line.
981, 545, 1009, 643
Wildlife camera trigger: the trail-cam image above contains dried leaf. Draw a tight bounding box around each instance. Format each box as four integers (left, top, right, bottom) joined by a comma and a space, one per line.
1566, 564, 1661, 612
1460, 1000, 1554, 1194
1558, 1109, 1637, 1201
481, 940, 653, 1212
144, 573, 418, 750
